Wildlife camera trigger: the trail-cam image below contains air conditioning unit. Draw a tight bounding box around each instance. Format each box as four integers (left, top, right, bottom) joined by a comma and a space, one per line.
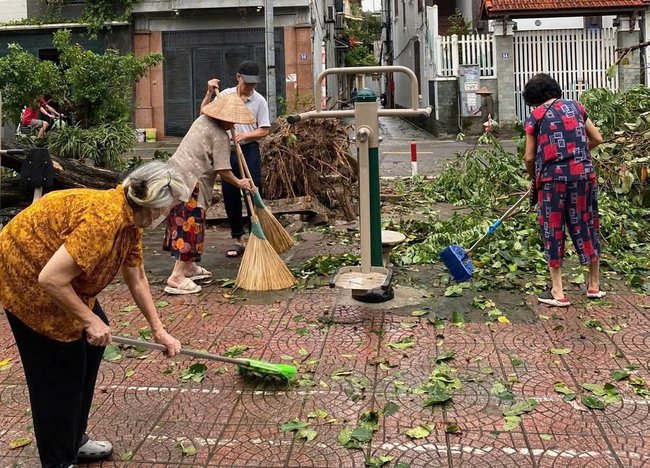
325, 6, 336, 23
335, 12, 345, 30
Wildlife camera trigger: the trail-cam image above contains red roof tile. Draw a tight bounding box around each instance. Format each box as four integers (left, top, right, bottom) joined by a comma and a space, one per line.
481, 0, 649, 18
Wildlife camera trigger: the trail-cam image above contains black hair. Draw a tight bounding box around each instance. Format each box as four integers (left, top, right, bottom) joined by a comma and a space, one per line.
522, 74, 562, 107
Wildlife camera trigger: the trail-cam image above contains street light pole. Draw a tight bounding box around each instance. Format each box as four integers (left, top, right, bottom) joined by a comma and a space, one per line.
264, 0, 277, 121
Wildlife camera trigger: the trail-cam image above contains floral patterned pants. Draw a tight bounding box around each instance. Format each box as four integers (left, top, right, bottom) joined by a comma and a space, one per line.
162, 183, 205, 262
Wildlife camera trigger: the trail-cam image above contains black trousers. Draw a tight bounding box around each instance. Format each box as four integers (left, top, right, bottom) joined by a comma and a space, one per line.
221, 142, 263, 239
6, 301, 108, 468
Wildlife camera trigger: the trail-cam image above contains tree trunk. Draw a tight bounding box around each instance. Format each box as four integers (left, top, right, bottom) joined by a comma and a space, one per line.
1, 149, 124, 190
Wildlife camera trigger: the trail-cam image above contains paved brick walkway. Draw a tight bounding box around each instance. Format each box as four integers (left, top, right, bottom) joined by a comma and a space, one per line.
1, 283, 650, 467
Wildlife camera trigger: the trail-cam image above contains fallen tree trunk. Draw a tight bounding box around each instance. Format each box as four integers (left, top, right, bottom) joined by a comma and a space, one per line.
0, 149, 124, 190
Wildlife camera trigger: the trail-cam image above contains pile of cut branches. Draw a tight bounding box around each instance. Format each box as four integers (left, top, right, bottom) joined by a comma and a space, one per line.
261, 116, 357, 220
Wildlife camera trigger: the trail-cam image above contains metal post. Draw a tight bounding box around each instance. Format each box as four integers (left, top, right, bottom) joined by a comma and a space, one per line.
264, 0, 277, 121
354, 88, 382, 268
410, 141, 418, 178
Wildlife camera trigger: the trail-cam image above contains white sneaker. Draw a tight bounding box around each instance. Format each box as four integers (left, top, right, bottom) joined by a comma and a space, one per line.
77, 437, 113, 461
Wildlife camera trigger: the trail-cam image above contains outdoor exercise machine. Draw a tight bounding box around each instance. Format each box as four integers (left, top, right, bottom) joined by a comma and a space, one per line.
287, 66, 432, 303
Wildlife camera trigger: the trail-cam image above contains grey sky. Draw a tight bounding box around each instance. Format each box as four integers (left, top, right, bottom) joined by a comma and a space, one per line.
362, 0, 381, 12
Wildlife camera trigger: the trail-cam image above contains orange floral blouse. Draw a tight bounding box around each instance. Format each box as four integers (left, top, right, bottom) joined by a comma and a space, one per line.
0, 186, 143, 342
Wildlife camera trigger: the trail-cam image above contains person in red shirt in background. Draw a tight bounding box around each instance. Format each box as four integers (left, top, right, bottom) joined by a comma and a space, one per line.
22, 97, 59, 138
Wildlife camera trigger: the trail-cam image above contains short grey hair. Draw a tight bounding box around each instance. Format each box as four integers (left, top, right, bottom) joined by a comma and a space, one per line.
122, 161, 189, 209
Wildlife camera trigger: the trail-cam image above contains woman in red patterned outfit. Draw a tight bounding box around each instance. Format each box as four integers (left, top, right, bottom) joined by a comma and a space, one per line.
523, 74, 604, 307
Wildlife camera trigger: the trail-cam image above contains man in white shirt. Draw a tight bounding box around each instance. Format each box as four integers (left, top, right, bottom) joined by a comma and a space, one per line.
200, 60, 271, 258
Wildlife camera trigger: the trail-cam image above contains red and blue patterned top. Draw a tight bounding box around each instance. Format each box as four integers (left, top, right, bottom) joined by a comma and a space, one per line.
524, 99, 595, 182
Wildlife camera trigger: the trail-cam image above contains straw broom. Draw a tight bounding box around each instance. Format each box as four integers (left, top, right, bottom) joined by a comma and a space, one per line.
214, 88, 295, 254
231, 131, 295, 255
233, 135, 296, 291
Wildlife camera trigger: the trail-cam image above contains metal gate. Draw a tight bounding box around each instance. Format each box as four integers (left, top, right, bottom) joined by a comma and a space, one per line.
163, 28, 285, 136
514, 28, 619, 121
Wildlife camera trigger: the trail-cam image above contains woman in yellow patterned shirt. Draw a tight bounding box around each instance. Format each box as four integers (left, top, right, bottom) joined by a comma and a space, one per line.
0, 161, 188, 468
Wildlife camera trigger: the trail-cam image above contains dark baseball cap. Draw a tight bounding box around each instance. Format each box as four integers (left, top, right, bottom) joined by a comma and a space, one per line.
238, 60, 261, 84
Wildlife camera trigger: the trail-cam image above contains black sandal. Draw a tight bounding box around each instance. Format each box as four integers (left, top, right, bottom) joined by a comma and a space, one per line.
537, 290, 570, 307
225, 244, 245, 258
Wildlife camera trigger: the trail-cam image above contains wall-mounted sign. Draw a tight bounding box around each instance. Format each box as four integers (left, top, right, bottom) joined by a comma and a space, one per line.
300, 53, 309, 60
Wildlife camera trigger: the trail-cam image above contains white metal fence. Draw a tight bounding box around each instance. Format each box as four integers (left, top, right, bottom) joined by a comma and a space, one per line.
436, 34, 496, 77
513, 28, 619, 121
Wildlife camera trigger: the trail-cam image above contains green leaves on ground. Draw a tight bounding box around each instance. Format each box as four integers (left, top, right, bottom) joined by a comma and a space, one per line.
490, 381, 514, 401
405, 424, 432, 439
360, 411, 380, 432
503, 399, 539, 416
0, 358, 13, 371
421, 362, 461, 407
581, 395, 606, 409
223, 345, 249, 357
387, 335, 415, 351
434, 351, 456, 362
581, 382, 622, 406
445, 285, 465, 297
382, 401, 399, 417
176, 439, 197, 456
549, 348, 571, 355
364, 456, 394, 467
338, 425, 373, 449
502, 399, 538, 431
280, 419, 317, 441
554, 383, 577, 402
610, 369, 630, 381
102, 345, 122, 362
180, 363, 207, 384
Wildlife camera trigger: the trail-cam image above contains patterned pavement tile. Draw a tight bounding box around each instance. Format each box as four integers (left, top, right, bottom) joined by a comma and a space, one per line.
4, 288, 650, 467
129, 421, 216, 465
228, 387, 308, 426
527, 434, 622, 467
159, 388, 238, 425
302, 389, 374, 424
286, 424, 368, 467
370, 424, 450, 468
520, 399, 602, 437
206, 424, 293, 466
84, 419, 167, 465
447, 430, 535, 467
604, 436, 650, 467
374, 392, 446, 433
441, 394, 512, 434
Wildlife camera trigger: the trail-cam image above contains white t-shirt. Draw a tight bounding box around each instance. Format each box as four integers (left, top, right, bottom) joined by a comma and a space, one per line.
219, 87, 271, 146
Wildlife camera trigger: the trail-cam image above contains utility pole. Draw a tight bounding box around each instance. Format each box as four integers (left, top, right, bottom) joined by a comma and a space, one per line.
264, 0, 277, 121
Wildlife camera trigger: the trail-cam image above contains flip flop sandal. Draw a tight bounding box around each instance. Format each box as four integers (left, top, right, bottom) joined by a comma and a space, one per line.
77, 438, 113, 462
587, 289, 607, 299
164, 278, 202, 295
537, 290, 570, 307
225, 244, 245, 258
189, 266, 212, 281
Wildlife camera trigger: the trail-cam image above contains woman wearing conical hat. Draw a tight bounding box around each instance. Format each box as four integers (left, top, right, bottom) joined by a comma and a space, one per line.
162, 94, 256, 294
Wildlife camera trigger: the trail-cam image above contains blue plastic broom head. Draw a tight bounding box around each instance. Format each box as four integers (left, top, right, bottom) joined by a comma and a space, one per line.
439, 244, 473, 282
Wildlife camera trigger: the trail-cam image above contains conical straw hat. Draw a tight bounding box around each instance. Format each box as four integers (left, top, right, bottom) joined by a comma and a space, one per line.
202, 93, 257, 124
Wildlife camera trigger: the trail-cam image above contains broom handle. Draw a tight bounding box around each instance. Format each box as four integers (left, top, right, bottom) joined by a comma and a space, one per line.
231, 128, 258, 218
467, 190, 530, 254
111, 336, 252, 367
214, 88, 259, 191
233, 134, 258, 191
